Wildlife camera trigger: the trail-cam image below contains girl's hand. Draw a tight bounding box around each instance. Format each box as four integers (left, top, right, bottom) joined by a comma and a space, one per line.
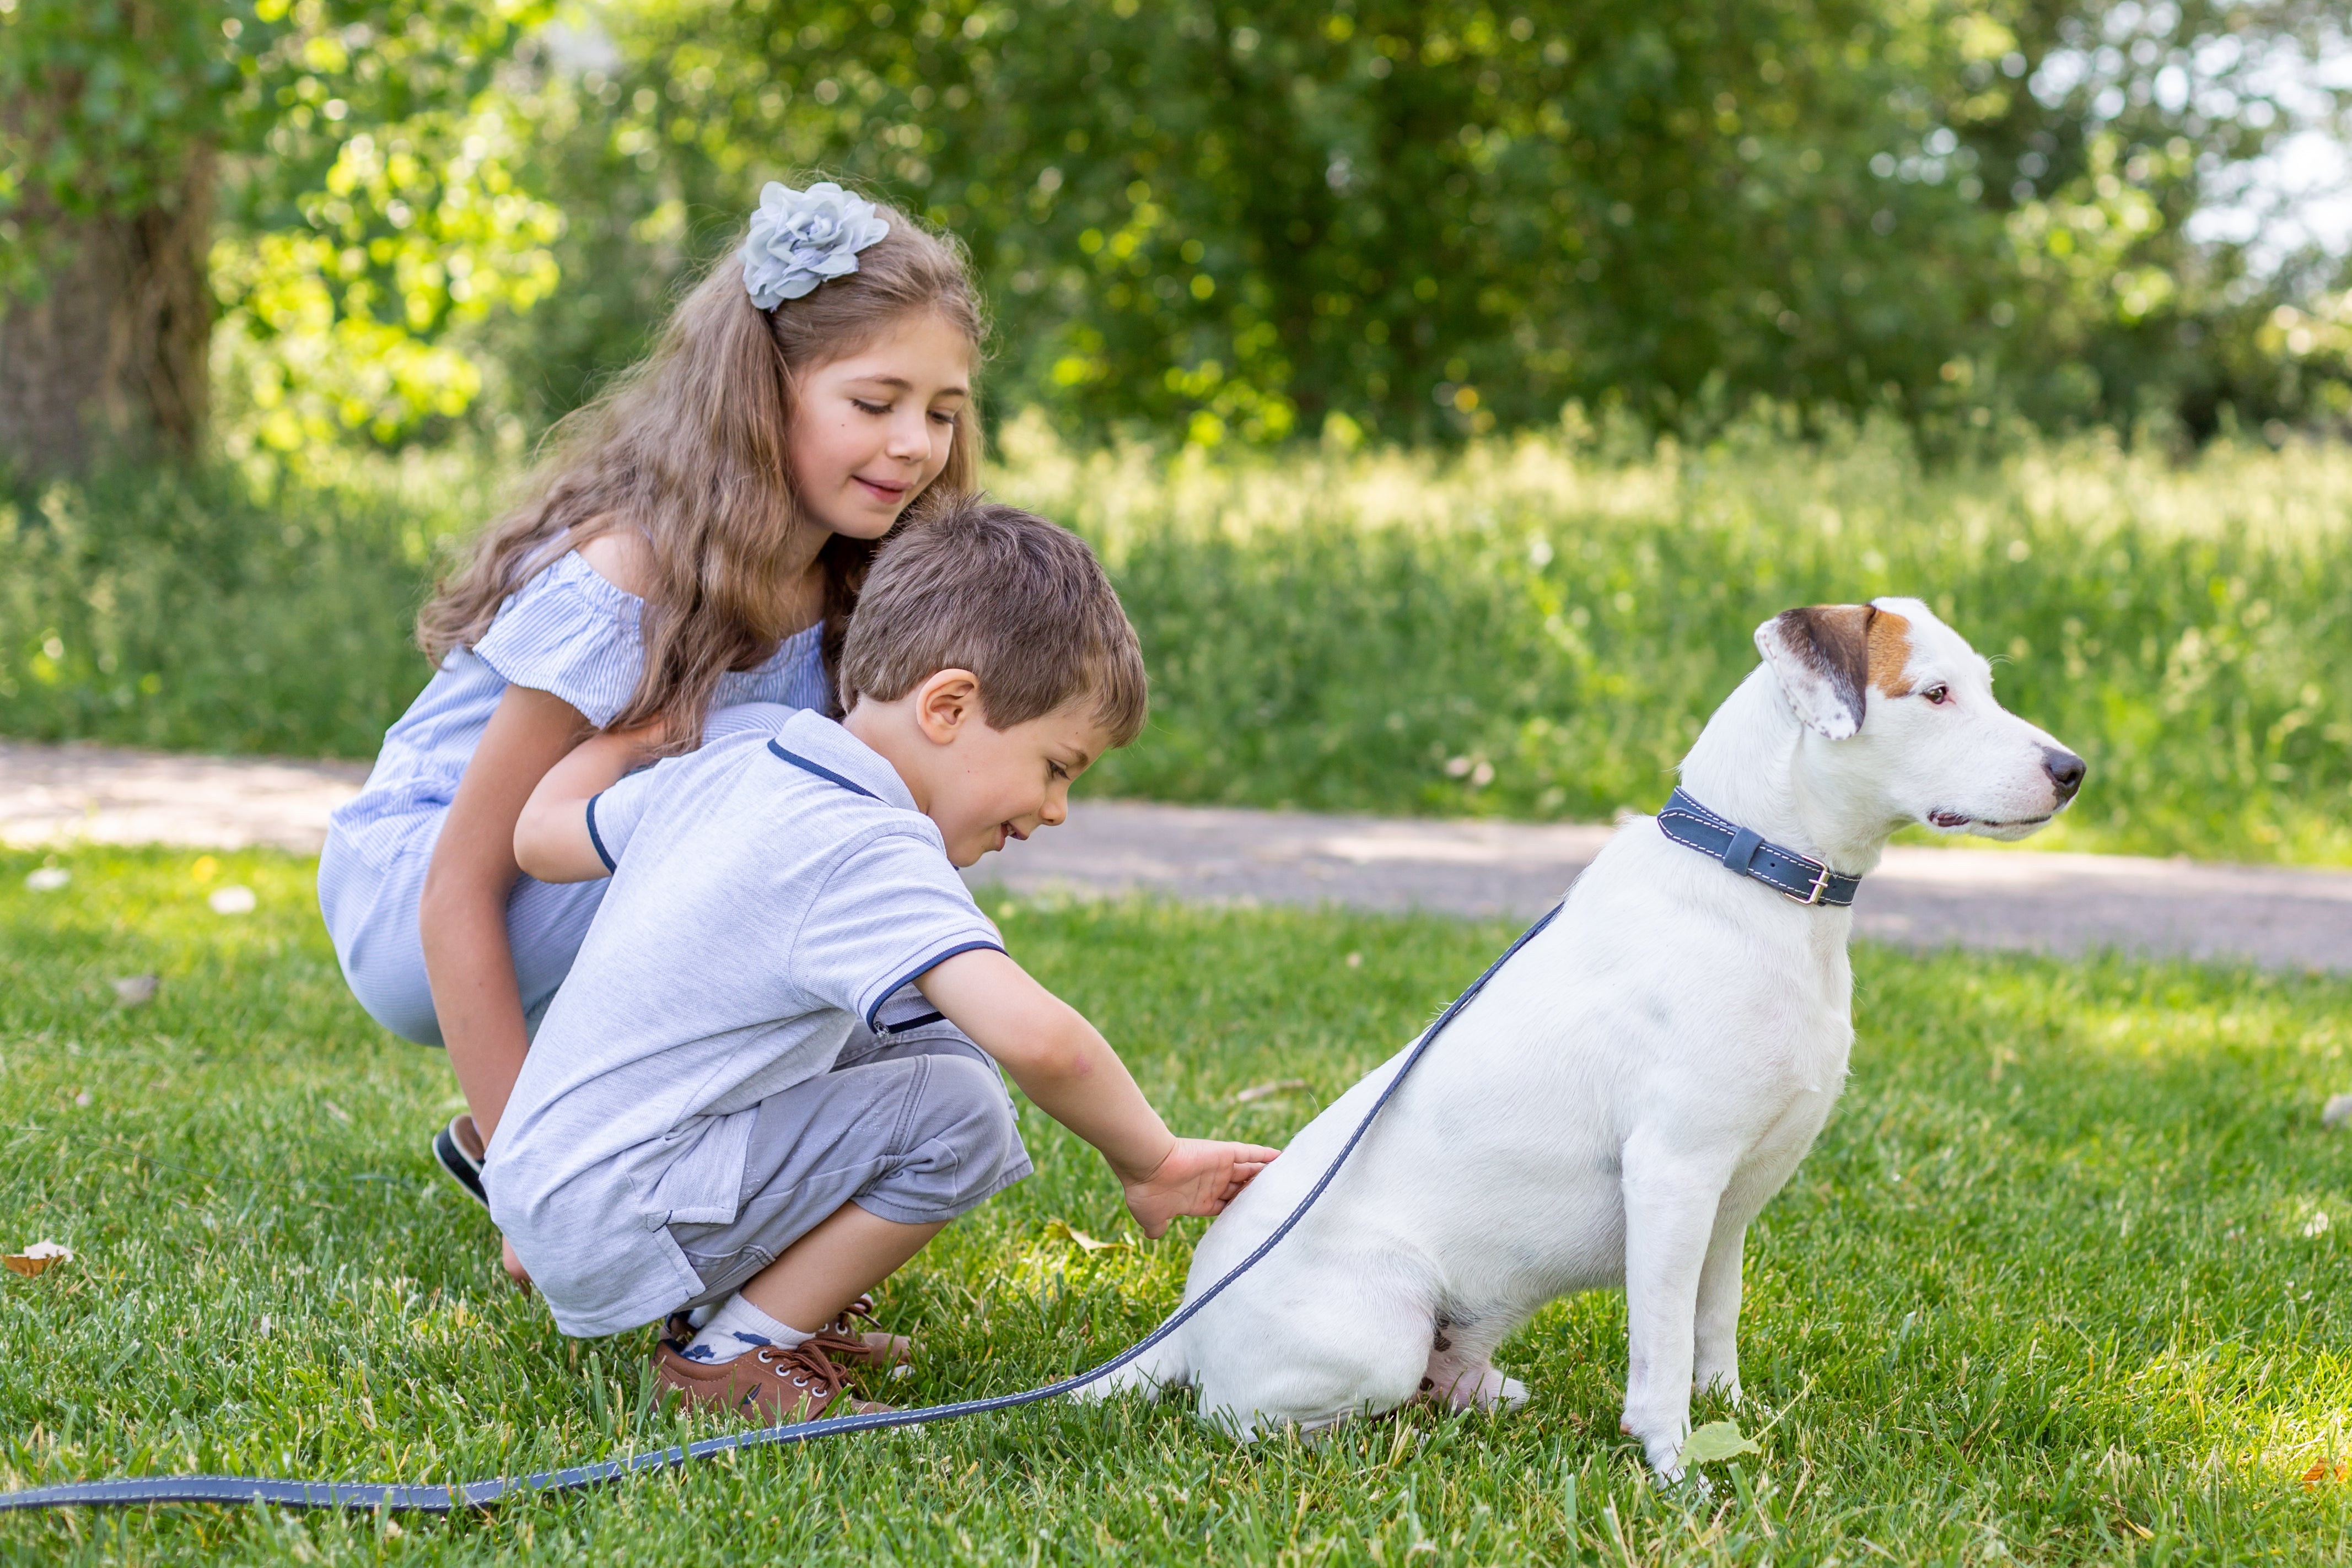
1121, 1138, 1282, 1239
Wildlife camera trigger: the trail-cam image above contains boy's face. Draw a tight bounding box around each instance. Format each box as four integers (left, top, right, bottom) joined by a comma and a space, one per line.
930, 696, 1116, 868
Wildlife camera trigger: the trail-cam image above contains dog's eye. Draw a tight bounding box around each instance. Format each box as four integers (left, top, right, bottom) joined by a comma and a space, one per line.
1922, 684, 1951, 705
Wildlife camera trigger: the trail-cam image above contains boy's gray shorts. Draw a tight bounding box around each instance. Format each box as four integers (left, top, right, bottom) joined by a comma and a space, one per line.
666, 1029, 1032, 1308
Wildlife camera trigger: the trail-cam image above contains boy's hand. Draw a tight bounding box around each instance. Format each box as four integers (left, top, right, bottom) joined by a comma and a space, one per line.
1122, 1138, 1282, 1240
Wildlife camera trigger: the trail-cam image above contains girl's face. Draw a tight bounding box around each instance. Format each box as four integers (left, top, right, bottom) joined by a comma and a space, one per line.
789, 310, 973, 542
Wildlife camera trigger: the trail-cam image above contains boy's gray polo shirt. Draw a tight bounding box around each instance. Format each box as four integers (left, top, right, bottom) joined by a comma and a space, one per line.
485, 708, 1005, 1337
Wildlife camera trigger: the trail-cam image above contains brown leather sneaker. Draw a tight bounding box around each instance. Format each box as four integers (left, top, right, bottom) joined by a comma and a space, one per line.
810, 1292, 916, 1370
659, 1294, 916, 1374
651, 1338, 891, 1424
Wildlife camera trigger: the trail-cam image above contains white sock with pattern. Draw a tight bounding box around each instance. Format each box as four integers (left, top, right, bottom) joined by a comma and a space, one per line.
681, 1294, 811, 1364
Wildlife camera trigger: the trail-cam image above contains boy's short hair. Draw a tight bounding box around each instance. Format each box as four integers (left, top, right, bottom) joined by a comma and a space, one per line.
842, 498, 1149, 747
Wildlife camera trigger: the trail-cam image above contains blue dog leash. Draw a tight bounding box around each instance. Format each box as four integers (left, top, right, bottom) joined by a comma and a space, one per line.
0, 903, 1568, 1515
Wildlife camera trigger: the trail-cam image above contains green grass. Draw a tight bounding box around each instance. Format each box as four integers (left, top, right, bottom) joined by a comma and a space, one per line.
9, 416, 2352, 864
5, 846, 2352, 1564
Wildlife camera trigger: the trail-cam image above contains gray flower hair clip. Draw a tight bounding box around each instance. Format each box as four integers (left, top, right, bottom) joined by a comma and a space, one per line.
740, 181, 891, 310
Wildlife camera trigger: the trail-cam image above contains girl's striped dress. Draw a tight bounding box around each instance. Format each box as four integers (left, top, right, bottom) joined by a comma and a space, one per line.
319, 548, 829, 1044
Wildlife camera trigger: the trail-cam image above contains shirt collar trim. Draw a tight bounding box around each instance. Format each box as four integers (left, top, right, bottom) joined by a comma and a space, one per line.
768, 710, 919, 812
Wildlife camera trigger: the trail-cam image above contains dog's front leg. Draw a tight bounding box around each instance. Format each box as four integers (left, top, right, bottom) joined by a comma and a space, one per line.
1691, 1222, 1745, 1404
1618, 1139, 1734, 1482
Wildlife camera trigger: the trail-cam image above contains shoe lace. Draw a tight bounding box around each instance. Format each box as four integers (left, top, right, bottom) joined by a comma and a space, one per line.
751, 1340, 849, 1402
806, 1294, 885, 1362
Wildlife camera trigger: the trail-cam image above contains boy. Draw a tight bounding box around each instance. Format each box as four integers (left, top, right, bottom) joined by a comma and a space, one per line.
493, 500, 1279, 1421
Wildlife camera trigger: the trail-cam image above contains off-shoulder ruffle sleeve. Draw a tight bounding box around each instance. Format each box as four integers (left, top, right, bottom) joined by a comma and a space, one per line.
469, 553, 647, 729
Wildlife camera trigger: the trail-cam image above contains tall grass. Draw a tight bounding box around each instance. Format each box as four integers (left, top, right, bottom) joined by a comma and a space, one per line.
0, 454, 485, 759
1002, 412, 2352, 864
5, 414, 2351, 863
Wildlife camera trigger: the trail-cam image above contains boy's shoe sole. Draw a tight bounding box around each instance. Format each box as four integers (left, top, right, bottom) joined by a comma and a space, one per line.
433, 1114, 488, 1208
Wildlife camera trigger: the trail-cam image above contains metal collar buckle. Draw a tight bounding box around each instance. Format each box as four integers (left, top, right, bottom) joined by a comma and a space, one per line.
1785, 860, 1833, 906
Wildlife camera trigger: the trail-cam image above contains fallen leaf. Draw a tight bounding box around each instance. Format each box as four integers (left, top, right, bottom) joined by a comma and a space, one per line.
1680, 1420, 1763, 1466
4, 1241, 73, 1277
208, 886, 257, 915
25, 867, 69, 892
2323, 1093, 2352, 1130
1235, 1079, 1312, 1104
2302, 1458, 2349, 1489
111, 973, 159, 1006
1044, 1219, 1126, 1253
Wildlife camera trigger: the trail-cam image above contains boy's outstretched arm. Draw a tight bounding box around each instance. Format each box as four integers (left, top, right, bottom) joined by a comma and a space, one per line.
513, 729, 659, 883
916, 949, 1280, 1238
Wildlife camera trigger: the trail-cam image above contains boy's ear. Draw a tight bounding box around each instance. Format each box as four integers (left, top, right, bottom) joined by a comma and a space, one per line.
912, 669, 982, 743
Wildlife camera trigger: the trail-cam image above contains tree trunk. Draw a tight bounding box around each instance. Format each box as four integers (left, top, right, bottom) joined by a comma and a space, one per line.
0, 146, 213, 475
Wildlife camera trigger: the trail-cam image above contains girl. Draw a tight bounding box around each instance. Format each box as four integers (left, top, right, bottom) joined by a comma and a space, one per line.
319, 182, 983, 1242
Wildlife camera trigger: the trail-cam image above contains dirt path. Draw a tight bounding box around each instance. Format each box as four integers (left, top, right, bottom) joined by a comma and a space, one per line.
8, 739, 2350, 973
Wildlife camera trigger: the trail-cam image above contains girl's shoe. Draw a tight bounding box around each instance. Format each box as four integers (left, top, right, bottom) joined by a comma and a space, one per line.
652, 1338, 891, 1424
433, 1113, 488, 1208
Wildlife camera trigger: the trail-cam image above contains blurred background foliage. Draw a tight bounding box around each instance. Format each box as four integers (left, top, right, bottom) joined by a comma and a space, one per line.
1, 0, 559, 465
4, 0, 2350, 464
4, 0, 2352, 860
544, 0, 2352, 448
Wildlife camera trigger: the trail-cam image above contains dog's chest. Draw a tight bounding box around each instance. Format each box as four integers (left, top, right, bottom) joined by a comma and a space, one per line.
1715, 956, 1854, 1140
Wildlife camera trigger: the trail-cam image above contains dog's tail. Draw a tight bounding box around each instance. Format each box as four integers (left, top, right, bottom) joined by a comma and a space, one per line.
1072, 1328, 1190, 1404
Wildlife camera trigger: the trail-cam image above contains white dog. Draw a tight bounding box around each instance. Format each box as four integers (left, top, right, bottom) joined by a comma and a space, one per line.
1086, 597, 2083, 1480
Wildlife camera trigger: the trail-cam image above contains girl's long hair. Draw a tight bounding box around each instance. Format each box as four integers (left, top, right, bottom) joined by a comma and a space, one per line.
417, 193, 984, 736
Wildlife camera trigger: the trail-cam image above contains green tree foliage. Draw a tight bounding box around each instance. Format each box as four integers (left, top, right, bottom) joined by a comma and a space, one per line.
512, 0, 2346, 445
1, 0, 561, 462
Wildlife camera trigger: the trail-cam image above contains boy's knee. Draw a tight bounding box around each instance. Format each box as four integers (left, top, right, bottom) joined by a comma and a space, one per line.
923, 1053, 1018, 1140
906, 1053, 1025, 1185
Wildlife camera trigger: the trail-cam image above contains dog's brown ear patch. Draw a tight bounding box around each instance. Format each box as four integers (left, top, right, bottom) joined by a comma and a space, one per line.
1866, 608, 1915, 697
1754, 604, 1876, 739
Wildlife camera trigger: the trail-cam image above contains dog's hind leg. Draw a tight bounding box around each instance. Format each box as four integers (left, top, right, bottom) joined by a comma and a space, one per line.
1192, 1273, 1433, 1440
1419, 1316, 1528, 1415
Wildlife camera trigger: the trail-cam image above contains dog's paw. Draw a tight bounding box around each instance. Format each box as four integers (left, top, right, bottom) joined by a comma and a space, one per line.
1428, 1362, 1529, 1414
1484, 1373, 1530, 1413
1650, 1463, 1713, 1501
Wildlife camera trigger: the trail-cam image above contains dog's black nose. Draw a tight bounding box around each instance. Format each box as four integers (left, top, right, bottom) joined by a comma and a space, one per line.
2042, 746, 2085, 802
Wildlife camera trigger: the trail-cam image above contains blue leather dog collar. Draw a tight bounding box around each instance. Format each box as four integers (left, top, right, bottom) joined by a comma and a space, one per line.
1655, 788, 1862, 908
